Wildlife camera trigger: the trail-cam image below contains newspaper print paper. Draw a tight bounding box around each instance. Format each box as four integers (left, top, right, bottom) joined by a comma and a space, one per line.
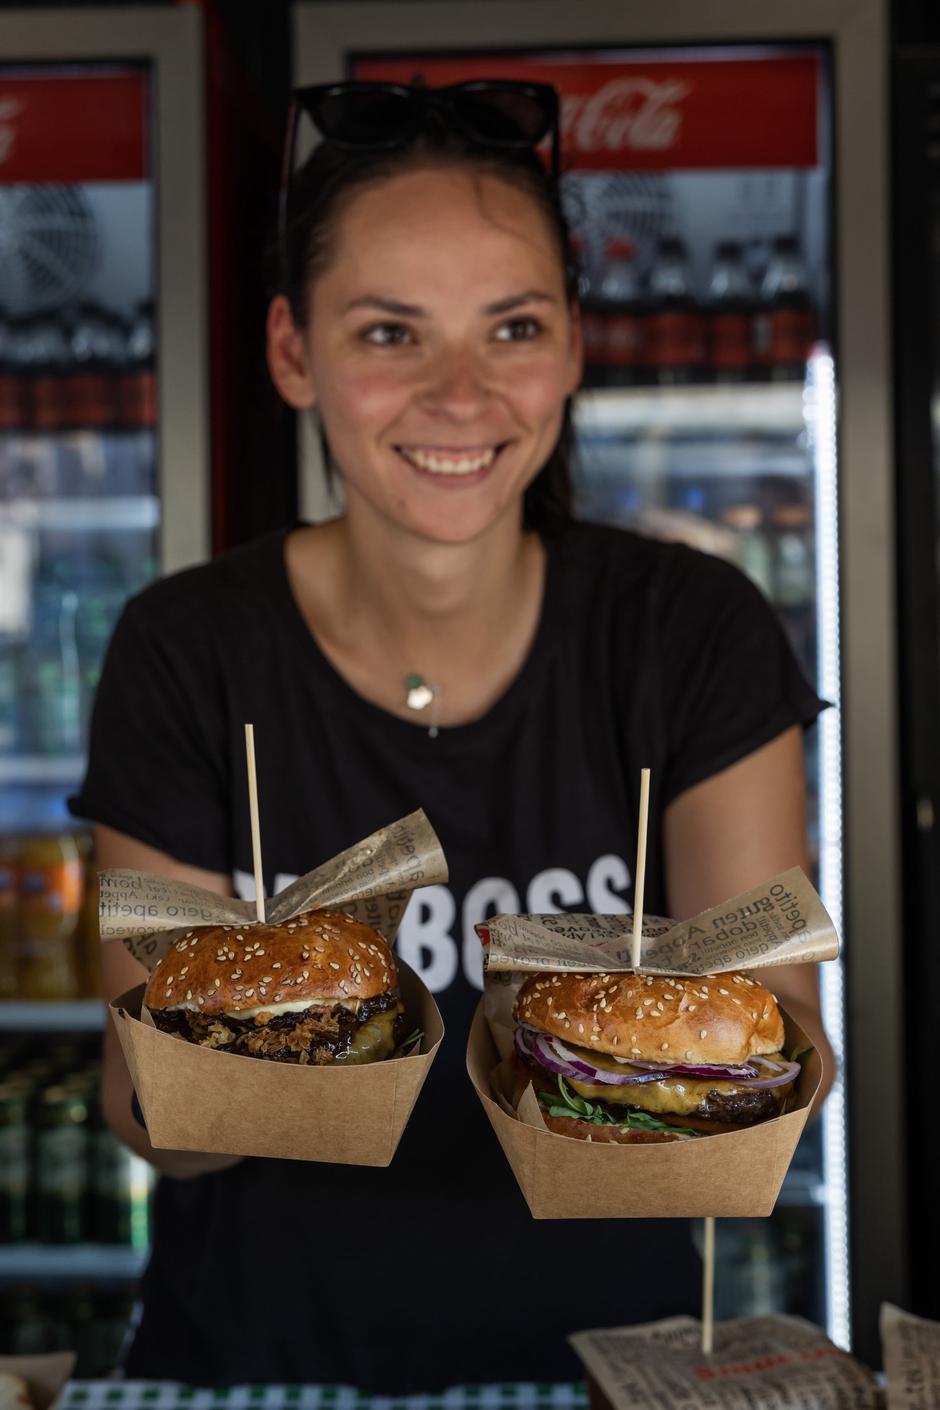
99, 809, 447, 971
479, 867, 838, 977
881, 1303, 940, 1410
570, 1314, 879, 1409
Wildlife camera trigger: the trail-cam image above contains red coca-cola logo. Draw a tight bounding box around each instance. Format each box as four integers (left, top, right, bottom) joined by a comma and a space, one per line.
561, 78, 690, 156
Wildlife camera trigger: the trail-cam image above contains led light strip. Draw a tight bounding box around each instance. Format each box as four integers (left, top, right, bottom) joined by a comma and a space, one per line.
804, 346, 851, 1350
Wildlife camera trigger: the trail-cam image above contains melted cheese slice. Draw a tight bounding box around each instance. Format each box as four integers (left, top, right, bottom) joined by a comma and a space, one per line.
563, 1047, 792, 1115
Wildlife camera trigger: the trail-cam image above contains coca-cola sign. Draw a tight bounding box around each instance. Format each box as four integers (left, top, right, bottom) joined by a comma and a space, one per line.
350, 53, 819, 170
0, 72, 148, 183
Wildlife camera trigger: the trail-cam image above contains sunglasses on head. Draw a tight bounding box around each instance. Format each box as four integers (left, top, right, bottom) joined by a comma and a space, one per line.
278, 79, 561, 272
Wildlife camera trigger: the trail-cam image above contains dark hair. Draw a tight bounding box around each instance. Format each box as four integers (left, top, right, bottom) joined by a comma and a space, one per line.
277, 105, 579, 536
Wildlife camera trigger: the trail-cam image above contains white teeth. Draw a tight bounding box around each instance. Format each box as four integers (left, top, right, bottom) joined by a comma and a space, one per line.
398, 446, 497, 475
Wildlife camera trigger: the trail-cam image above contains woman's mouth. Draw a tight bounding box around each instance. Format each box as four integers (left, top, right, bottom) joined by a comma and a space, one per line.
394, 444, 504, 477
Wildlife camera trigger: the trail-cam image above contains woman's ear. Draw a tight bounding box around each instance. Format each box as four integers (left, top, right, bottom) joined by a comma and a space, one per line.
266, 294, 317, 409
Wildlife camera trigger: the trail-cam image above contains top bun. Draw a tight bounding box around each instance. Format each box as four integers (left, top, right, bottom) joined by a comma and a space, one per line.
514, 970, 784, 1064
145, 910, 397, 1016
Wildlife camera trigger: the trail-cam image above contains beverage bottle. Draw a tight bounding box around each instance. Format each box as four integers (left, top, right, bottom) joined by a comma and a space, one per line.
0, 307, 23, 431
120, 300, 157, 430
572, 238, 606, 388
0, 837, 17, 999
64, 304, 118, 430
33, 1083, 88, 1243
0, 1081, 29, 1242
597, 236, 646, 387
754, 236, 818, 381
705, 241, 756, 384
15, 831, 83, 1001
772, 503, 814, 607
721, 504, 774, 598
29, 311, 70, 434
646, 236, 706, 385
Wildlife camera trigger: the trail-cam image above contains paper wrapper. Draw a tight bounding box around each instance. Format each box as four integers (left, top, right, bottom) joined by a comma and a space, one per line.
468, 869, 834, 1218
103, 811, 446, 1166
571, 1316, 880, 1409
0, 1352, 75, 1410
881, 1304, 940, 1409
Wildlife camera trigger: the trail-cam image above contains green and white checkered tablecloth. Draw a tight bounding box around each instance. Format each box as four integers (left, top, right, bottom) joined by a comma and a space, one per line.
61, 1384, 588, 1410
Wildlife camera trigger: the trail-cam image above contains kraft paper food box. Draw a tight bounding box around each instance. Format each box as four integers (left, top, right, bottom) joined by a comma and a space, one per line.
469, 868, 837, 1218
103, 811, 445, 1167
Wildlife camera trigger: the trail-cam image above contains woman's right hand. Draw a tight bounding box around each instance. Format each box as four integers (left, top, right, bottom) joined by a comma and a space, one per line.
96, 822, 245, 1180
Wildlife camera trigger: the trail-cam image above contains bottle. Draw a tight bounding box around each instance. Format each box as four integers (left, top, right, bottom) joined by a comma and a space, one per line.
772, 503, 814, 607
34, 1084, 88, 1243
32, 579, 82, 757
596, 236, 646, 387
572, 238, 606, 388
29, 311, 70, 434
754, 236, 818, 381
646, 236, 706, 385
64, 304, 118, 430
123, 304, 156, 428
0, 308, 23, 432
15, 831, 83, 1001
0, 1082, 29, 1242
705, 241, 756, 384
721, 504, 774, 598
0, 837, 17, 999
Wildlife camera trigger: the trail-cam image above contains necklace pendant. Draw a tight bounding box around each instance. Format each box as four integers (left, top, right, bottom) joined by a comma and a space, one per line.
405, 673, 435, 711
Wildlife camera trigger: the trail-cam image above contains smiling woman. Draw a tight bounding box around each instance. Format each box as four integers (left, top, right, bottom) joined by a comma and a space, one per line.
74, 79, 831, 1393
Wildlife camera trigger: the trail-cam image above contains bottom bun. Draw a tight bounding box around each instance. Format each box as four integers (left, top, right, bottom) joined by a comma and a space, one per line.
541, 1111, 681, 1144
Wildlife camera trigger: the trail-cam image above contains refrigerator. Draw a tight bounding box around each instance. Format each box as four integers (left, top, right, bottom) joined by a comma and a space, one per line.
294, 0, 900, 1366
0, 7, 208, 1374
893, 43, 940, 1328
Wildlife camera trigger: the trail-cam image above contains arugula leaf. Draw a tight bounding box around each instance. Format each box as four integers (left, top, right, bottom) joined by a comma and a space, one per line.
393, 1027, 424, 1058
539, 1075, 703, 1139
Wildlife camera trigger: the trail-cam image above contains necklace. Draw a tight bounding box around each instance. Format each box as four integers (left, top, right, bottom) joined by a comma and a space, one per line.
404, 672, 442, 738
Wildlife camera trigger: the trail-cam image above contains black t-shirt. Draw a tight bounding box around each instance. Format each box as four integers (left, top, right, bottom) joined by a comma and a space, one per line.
71, 522, 822, 1391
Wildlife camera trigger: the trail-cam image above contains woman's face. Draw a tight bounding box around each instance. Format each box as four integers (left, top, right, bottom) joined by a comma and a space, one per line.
278, 165, 582, 546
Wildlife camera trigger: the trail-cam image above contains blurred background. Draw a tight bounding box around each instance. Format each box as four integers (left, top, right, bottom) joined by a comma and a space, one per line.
0, 0, 935, 1377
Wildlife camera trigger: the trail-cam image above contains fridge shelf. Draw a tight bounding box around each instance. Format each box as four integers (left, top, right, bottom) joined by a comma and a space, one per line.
0, 1244, 146, 1282
0, 1001, 104, 1032
575, 384, 806, 436
0, 756, 85, 785
0, 496, 159, 532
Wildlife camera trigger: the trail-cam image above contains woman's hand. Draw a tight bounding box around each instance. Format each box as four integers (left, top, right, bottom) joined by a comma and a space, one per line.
663, 726, 835, 1115
96, 823, 245, 1179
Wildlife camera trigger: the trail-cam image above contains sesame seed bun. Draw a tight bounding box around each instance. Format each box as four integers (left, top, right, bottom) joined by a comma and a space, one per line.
514, 970, 783, 1066
144, 910, 397, 1017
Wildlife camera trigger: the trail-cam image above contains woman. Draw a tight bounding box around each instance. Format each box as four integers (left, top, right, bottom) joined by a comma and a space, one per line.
73, 81, 832, 1390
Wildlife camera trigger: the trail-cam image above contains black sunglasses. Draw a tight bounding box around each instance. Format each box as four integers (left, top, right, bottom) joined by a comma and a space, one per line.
278, 79, 561, 273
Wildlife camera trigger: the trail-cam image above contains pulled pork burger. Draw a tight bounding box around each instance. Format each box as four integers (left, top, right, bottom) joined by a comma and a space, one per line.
513, 970, 801, 1142
144, 911, 406, 1065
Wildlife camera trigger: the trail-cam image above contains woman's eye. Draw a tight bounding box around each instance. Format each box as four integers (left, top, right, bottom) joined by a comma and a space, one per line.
362, 323, 413, 347
494, 316, 542, 343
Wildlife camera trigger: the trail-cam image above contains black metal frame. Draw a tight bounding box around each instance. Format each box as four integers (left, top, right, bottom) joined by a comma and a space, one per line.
892, 45, 940, 1321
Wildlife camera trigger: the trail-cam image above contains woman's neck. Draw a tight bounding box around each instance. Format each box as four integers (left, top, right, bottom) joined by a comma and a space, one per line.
286, 503, 548, 726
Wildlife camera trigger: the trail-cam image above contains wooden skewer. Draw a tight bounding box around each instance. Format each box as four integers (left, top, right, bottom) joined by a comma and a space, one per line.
702, 1216, 716, 1355
244, 723, 266, 924
630, 768, 651, 970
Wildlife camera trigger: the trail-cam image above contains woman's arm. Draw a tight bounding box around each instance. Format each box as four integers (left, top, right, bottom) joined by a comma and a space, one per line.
663, 725, 835, 1112
96, 823, 245, 1179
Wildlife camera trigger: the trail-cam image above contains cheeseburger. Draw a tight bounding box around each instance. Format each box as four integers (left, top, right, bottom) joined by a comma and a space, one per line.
513, 970, 800, 1142
144, 910, 406, 1065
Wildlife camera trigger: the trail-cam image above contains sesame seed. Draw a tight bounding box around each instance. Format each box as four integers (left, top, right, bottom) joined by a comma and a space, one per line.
700, 1029, 708, 1039
578, 1023, 585, 1034
688, 1004, 698, 1012
214, 978, 221, 988
752, 1011, 759, 1020
719, 988, 730, 996
245, 988, 255, 998
186, 990, 192, 1000
631, 1047, 640, 1054
635, 1009, 643, 1019
329, 962, 340, 970
661, 1042, 669, 1051
272, 963, 281, 969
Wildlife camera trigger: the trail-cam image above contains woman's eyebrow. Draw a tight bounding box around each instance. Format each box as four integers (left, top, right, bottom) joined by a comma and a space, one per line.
342, 290, 559, 317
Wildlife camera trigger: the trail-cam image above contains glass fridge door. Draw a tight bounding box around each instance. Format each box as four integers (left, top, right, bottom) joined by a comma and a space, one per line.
346, 40, 848, 1344
0, 65, 158, 993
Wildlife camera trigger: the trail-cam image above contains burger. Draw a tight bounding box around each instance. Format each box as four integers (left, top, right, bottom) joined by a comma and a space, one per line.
513, 970, 801, 1142
144, 910, 407, 1065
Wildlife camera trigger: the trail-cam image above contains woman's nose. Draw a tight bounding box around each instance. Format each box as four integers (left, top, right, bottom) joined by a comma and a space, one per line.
419, 350, 491, 418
